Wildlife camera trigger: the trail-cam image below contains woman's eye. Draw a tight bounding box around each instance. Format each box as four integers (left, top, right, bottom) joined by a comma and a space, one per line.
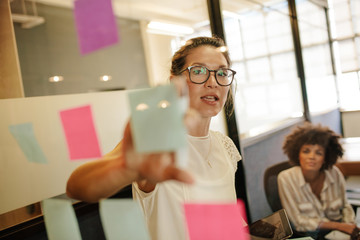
316, 151, 324, 156
217, 69, 228, 77
192, 67, 206, 75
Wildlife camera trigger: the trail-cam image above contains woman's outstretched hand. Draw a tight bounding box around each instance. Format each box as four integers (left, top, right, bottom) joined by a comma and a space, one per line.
122, 121, 195, 186
66, 76, 200, 201
122, 76, 200, 188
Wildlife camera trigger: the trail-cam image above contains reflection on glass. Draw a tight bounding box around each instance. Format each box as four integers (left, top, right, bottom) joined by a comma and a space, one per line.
157, 100, 171, 109
0, 203, 42, 231
48, 76, 64, 82
5, 0, 211, 230
136, 103, 149, 111
99, 75, 112, 82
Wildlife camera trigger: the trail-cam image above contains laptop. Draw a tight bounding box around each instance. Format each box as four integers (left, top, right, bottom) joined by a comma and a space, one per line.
249, 209, 293, 240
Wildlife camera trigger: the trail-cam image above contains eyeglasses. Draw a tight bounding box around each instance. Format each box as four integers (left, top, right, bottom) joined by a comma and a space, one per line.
180, 65, 236, 86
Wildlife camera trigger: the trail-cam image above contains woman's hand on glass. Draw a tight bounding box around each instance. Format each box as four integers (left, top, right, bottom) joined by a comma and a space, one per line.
122, 75, 200, 185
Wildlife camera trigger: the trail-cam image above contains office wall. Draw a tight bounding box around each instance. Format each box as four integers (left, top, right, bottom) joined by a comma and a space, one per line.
242, 123, 298, 222
312, 108, 342, 135
0, 0, 24, 99
341, 110, 360, 138
13, 3, 149, 97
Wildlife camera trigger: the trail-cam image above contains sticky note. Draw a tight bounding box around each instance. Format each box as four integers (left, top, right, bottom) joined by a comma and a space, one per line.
128, 84, 187, 153
59, 105, 102, 160
99, 199, 150, 240
42, 199, 82, 240
8, 122, 48, 164
184, 201, 249, 240
74, 0, 119, 55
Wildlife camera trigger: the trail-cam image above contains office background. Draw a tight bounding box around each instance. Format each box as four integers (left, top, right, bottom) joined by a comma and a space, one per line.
0, 0, 359, 237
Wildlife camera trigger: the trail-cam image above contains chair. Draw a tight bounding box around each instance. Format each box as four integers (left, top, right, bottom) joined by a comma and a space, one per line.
263, 161, 293, 212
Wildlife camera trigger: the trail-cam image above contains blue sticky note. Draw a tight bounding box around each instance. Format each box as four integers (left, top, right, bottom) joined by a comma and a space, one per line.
100, 199, 150, 240
42, 199, 82, 240
8, 122, 48, 164
128, 84, 186, 153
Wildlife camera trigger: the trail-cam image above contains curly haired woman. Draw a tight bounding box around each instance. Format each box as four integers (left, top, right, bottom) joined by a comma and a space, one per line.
278, 122, 359, 240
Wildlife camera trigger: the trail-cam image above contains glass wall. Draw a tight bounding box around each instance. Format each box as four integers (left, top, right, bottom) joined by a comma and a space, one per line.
295, 0, 338, 114
330, 0, 360, 110
3, 0, 212, 230
9, 0, 359, 141
4, 0, 359, 231
221, 0, 303, 135
11, 0, 211, 96
14, 0, 354, 136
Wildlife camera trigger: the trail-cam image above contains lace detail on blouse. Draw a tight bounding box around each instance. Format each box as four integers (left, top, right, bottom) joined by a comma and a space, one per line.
212, 131, 242, 170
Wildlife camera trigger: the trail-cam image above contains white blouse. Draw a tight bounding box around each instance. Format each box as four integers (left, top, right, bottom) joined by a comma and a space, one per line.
278, 166, 355, 232
132, 130, 241, 240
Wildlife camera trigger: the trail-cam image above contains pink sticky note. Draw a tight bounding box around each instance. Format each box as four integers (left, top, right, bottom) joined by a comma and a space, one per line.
237, 200, 249, 235
184, 201, 249, 240
74, 0, 119, 55
60, 105, 102, 160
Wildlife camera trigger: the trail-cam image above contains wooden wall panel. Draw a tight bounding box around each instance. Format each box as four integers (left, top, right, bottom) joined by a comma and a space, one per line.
0, 0, 24, 99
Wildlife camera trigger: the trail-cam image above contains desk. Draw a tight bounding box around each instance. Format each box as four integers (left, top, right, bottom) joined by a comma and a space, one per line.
345, 176, 360, 208
337, 138, 360, 210
336, 138, 360, 210
336, 137, 360, 177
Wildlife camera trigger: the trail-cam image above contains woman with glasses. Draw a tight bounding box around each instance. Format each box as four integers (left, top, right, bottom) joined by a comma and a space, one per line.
66, 36, 242, 240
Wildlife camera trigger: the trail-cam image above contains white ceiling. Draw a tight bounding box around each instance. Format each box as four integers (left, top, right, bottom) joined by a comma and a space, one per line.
12, 0, 283, 27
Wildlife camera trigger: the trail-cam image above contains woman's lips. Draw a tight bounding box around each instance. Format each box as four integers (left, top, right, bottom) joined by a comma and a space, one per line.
306, 162, 316, 167
200, 95, 219, 102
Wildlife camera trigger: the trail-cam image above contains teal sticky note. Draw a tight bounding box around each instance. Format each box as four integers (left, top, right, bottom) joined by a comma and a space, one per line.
99, 199, 150, 240
8, 122, 48, 164
128, 84, 186, 153
42, 199, 82, 240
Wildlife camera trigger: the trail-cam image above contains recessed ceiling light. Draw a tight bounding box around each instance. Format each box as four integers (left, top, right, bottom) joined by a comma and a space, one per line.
100, 75, 112, 82
48, 76, 64, 82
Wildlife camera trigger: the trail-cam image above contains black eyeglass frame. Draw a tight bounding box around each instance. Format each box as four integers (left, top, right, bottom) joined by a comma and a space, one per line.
179, 65, 236, 86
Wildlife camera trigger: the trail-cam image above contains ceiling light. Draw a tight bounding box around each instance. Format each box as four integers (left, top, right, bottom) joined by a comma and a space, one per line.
99, 75, 112, 82
147, 21, 194, 36
48, 76, 63, 82
136, 103, 149, 111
